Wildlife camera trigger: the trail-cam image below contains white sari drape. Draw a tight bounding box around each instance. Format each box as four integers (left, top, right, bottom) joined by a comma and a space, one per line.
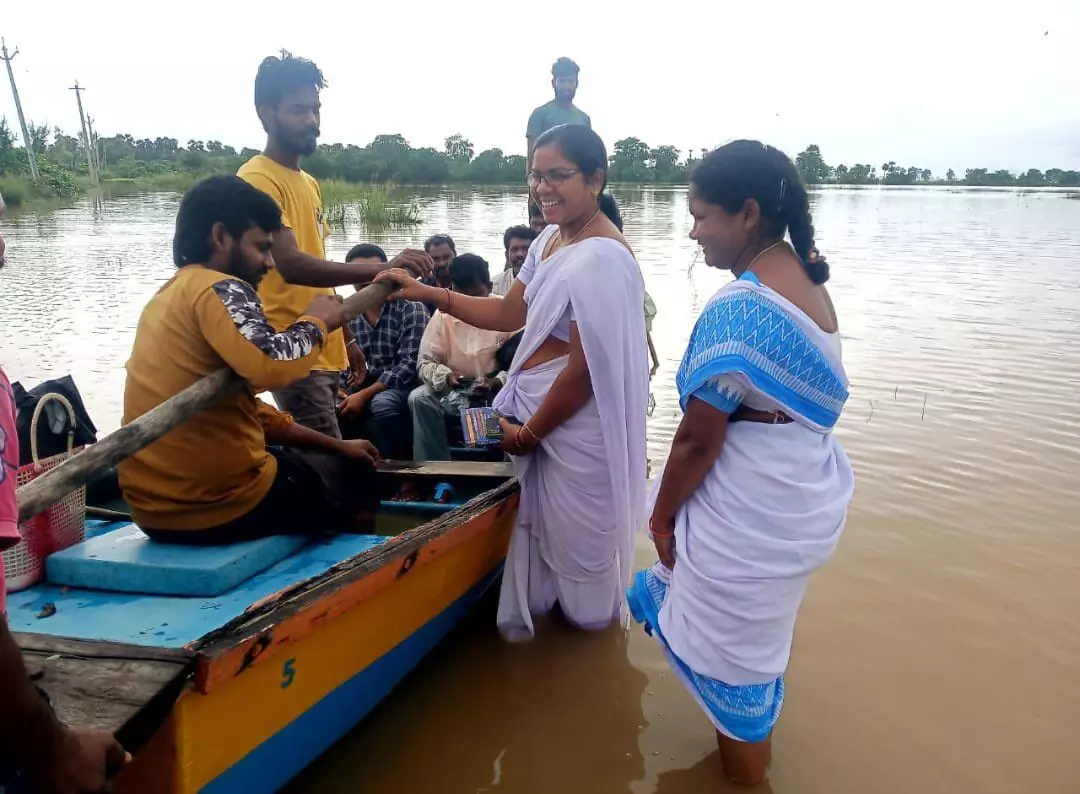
493, 229, 648, 641
653, 273, 855, 685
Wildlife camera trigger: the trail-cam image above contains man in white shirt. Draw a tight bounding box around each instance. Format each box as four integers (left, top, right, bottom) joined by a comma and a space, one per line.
408, 255, 510, 460
491, 225, 537, 297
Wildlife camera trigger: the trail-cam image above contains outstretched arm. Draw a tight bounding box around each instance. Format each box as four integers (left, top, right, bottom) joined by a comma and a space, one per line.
374, 270, 528, 333
270, 228, 432, 288
195, 280, 335, 392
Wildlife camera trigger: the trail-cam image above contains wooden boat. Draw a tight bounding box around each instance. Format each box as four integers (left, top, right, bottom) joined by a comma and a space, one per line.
10, 460, 517, 793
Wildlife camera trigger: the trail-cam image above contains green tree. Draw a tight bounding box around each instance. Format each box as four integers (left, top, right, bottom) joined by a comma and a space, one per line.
1018, 168, 1045, 187
834, 163, 876, 184
0, 118, 24, 174
1048, 169, 1080, 187
504, 154, 527, 175
946, 169, 956, 183
369, 134, 412, 180
649, 145, 681, 182
990, 169, 1016, 186
408, 147, 452, 183
443, 134, 474, 163
467, 149, 509, 182
882, 163, 918, 185
27, 122, 50, 154
610, 137, 650, 182
796, 145, 831, 184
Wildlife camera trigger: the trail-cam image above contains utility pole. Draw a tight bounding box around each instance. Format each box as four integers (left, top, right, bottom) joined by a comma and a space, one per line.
69, 81, 97, 186
0, 39, 40, 183
86, 115, 102, 176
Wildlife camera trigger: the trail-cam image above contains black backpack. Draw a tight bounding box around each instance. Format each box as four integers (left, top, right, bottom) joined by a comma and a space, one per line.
11, 375, 98, 466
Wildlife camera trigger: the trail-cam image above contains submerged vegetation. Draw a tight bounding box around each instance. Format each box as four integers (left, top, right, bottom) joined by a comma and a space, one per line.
320, 182, 421, 228
355, 188, 422, 227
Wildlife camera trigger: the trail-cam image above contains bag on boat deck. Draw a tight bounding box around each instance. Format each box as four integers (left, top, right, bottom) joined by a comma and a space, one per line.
11, 375, 98, 466
9, 375, 121, 507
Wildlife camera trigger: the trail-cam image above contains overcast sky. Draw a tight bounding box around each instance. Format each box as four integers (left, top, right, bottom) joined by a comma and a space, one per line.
2, 0, 1078, 175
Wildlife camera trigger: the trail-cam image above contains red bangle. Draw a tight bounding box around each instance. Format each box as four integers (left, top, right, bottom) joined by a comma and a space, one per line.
442, 287, 454, 313
649, 517, 675, 538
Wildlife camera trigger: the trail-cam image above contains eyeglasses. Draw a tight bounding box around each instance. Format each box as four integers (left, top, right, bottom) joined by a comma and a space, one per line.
527, 169, 581, 188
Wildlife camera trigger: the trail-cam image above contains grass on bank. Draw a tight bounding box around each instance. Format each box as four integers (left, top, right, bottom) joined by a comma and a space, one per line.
0, 173, 79, 206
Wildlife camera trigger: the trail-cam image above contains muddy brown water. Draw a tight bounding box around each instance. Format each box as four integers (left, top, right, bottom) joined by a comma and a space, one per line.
2, 186, 1078, 792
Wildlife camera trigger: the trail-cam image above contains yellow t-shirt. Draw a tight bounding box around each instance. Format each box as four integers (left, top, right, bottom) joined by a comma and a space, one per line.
237, 154, 347, 372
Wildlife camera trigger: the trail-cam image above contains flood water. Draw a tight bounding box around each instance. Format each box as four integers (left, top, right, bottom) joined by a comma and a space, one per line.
2, 186, 1079, 792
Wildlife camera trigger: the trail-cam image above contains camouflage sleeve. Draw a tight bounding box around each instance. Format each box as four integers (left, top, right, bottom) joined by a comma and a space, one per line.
194, 277, 327, 392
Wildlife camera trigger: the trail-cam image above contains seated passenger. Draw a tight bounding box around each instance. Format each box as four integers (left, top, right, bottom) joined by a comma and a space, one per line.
337, 244, 429, 459
528, 199, 546, 235
492, 225, 538, 296
118, 176, 381, 545
409, 254, 510, 461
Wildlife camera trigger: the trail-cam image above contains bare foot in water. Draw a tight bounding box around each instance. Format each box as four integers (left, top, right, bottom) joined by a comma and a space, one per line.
716, 731, 771, 786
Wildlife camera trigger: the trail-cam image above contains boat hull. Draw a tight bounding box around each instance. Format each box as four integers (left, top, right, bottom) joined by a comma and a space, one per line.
115, 488, 516, 793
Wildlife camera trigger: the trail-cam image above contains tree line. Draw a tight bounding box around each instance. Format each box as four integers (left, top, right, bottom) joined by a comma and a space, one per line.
2, 118, 1078, 205
794, 144, 1080, 188
0, 121, 531, 198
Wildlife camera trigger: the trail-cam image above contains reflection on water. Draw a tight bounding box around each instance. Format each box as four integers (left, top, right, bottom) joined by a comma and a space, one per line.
2, 186, 1079, 792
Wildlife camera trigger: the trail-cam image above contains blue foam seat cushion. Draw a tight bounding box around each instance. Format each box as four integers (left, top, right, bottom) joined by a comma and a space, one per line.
45, 523, 308, 597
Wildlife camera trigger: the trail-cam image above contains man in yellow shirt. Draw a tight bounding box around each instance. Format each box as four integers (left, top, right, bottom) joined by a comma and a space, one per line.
238, 51, 431, 439
120, 176, 381, 544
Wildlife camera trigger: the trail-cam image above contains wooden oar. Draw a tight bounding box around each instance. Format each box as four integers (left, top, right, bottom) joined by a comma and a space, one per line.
16, 280, 397, 523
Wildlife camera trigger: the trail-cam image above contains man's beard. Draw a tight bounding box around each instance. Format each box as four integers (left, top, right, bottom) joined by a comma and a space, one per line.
275, 121, 318, 156
227, 245, 263, 288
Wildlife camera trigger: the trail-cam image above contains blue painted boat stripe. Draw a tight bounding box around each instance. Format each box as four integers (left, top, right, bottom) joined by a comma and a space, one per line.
200, 565, 502, 793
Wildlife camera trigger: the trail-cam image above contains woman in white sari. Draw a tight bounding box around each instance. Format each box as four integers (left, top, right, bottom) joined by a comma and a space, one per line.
626, 141, 854, 785
377, 124, 648, 641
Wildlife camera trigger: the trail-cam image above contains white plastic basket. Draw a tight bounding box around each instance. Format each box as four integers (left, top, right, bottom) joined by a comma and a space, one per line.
3, 393, 86, 592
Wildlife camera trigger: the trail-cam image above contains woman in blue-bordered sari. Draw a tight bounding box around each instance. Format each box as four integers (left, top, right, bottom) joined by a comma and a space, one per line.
627, 141, 854, 786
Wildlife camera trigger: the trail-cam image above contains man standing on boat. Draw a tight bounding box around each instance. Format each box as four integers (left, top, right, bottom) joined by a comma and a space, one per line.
526, 57, 591, 169
238, 51, 432, 438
